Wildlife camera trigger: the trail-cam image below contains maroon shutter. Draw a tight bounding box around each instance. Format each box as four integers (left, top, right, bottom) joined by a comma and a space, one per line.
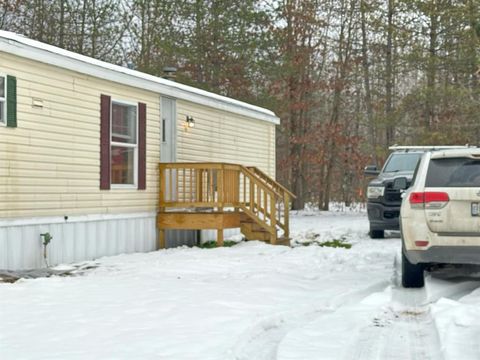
138, 102, 147, 190
100, 95, 111, 190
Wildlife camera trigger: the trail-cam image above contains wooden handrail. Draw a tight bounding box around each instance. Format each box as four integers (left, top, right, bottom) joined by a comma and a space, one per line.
246, 166, 296, 199
158, 162, 293, 240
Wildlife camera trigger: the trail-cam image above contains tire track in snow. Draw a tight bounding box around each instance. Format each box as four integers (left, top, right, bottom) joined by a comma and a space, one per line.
344, 305, 443, 360
344, 278, 480, 360
230, 280, 390, 360
273, 255, 480, 360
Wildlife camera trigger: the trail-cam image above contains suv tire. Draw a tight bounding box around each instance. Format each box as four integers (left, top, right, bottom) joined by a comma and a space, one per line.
401, 250, 424, 288
369, 229, 384, 239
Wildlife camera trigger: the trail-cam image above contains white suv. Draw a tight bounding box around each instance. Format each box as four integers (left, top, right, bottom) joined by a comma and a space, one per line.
400, 147, 480, 288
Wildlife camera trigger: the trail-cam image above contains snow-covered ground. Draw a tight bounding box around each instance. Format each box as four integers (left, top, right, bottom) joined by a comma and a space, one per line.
1, 209, 480, 360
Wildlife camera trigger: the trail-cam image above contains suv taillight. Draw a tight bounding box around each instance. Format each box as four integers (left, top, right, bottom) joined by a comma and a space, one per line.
409, 191, 449, 209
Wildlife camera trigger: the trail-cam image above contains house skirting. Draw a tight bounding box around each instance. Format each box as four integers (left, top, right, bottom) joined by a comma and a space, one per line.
0, 212, 157, 270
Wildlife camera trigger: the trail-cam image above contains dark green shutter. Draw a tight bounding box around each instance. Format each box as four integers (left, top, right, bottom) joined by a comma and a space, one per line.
6, 75, 17, 128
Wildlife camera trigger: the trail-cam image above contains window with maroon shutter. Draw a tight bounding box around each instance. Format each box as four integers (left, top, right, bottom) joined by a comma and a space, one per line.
138, 102, 147, 190
100, 95, 111, 190
100, 95, 147, 189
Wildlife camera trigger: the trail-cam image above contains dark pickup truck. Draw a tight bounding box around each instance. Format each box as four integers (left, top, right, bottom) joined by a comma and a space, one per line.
364, 148, 424, 238
365, 145, 475, 238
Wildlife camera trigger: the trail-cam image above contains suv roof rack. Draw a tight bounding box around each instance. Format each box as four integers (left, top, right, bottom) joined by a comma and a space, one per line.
388, 145, 476, 151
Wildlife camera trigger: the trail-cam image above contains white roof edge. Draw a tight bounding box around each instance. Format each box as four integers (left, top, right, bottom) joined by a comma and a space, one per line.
0, 31, 280, 125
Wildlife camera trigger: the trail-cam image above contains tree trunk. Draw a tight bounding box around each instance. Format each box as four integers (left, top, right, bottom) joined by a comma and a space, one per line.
194, 0, 204, 83
59, 0, 65, 48
385, 0, 394, 145
78, 0, 88, 54
320, 0, 355, 211
425, 3, 437, 130
360, 0, 377, 165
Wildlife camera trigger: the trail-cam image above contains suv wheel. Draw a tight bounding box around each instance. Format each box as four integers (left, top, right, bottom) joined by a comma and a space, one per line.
401, 250, 424, 288
369, 229, 384, 239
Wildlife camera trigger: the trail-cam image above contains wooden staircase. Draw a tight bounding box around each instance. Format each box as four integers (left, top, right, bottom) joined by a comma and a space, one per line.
157, 162, 295, 247
239, 213, 290, 246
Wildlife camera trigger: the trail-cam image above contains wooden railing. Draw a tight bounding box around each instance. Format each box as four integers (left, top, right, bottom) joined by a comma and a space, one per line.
158, 162, 292, 239
246, 166, 296, 239
247, 166, 296, 200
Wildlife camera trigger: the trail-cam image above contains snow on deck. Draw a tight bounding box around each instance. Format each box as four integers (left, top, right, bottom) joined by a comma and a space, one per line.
1, 209, 480, 359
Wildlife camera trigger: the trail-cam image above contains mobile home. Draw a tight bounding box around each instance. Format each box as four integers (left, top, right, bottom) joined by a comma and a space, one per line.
0, 32, 291, 270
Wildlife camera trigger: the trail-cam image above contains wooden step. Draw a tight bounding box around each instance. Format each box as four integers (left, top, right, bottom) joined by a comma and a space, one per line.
239, 211, 289, 246
240, 221, 266, 232
239, 212, 252, 223
240, 224, 272, 241
275, 237, 291, 246
241, 225, 290, 246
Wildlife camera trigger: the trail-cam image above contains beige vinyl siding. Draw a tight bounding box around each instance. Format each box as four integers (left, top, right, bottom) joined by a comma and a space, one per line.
0, 53, 276, 219
176, 100, 276, 176
0, 52, 160, 218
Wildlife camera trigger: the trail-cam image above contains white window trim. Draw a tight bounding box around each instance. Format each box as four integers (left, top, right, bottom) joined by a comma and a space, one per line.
0, 73, 6, 127
110, 99, 138, 189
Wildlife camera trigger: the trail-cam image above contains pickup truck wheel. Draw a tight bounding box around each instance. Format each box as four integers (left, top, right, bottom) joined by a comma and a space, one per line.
401, 250, 425, 288
369, 229, 384, 239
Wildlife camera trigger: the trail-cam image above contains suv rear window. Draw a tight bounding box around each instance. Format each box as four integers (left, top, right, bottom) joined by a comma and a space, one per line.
383, 153, 422, 173
426, 158, 480, 187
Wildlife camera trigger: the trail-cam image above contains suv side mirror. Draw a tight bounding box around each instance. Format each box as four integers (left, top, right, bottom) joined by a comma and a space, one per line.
364, 165, 380, 176
393, 177, 408, 190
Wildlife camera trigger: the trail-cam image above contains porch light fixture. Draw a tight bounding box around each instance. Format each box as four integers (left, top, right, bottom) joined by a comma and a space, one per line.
186, 116, 195, 128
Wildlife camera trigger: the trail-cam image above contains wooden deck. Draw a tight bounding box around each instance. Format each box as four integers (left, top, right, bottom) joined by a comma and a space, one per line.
157, 162, 295, 247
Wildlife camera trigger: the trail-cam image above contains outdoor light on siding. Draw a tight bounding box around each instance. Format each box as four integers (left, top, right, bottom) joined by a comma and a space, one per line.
185, 116, 195, 129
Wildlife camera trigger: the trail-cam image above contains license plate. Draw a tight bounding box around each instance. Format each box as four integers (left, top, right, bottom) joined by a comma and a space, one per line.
472, 202, 479, 216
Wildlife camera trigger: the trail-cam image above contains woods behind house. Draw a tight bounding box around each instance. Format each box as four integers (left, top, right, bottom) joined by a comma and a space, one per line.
2, 0, 479, 209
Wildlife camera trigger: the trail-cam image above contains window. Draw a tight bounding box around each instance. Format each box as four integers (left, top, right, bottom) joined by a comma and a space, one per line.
0, 76, 5, 125
426, 158, 480, 187
100, 95, 146, 190
383, 153, 422, 173
1, 74, 17, 128
162, 118, 166, 142
111, 101, 138, 186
